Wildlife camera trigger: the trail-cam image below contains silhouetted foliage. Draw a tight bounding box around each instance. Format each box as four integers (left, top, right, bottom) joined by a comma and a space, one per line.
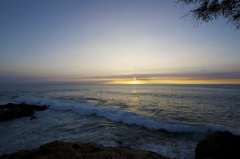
177, 0, 240, 30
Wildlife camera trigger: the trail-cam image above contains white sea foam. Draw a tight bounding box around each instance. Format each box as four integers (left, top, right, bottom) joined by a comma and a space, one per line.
14, 96, 240, 135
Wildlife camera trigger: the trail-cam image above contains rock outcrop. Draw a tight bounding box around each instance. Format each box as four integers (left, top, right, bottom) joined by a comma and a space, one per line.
195, 131, 240, 159
0, 103, 49, 122
0, 140, 177, 159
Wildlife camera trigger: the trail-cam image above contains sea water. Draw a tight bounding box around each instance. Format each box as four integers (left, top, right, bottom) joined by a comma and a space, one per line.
0, 84, 239, 159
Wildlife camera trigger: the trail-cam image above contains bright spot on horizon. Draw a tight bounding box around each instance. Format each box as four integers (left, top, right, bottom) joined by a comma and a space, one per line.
133, 78, 136, 81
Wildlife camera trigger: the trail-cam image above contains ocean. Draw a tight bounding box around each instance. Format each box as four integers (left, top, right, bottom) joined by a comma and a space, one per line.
0, 84, 240, 159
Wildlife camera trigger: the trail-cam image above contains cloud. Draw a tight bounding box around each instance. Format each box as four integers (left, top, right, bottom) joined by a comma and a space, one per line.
81, 71, 240, 80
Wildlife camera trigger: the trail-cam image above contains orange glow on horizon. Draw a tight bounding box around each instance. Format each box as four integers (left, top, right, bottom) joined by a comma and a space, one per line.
77, 77, 240, 84
36, 76, 240, 84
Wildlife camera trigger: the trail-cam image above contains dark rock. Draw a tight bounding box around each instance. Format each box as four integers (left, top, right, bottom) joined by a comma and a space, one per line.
118, 141, 123, 145
0, 103, 49, 122
195, 131, 240, 159
0, 140, 178, 159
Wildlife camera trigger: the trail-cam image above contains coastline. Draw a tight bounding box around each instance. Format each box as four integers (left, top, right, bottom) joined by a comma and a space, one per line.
0, 140, 177, 159
0, 131, 240, 159
0, 97, 239, 159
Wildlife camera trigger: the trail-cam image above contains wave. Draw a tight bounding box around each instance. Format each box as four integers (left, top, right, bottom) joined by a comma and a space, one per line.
14, 96, 240, 135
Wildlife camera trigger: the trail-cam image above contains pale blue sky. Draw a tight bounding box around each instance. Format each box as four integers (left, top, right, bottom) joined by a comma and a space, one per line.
0, 0, 240, 83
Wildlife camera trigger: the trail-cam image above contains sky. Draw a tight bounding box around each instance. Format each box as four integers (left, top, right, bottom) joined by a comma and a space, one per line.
0, 0, 240, 84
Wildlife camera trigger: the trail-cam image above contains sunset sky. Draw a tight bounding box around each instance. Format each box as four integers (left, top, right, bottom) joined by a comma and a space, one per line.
1, 0, 240, 84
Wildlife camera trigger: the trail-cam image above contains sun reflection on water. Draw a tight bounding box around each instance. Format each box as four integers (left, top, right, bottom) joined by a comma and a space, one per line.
132, 85, 137, 93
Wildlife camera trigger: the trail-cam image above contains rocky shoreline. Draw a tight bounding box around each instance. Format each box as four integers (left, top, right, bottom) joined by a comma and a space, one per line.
195, 131, 240, 159
0, 103, 49, 121
0, 103, 240, 159
0, 131, 239, 159
0, 140, 177, 159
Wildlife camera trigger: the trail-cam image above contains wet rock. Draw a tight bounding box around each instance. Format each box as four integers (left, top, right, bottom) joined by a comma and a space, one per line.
0, 103, 49, 122
0, 140, 177, 159
195, 131, 240, 159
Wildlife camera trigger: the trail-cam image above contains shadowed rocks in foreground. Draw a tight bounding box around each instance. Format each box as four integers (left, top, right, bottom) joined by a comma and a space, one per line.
0, 103, 49, 121
195, 131, 240, 159
1, 131, 240, 159
0, 141, 177, 159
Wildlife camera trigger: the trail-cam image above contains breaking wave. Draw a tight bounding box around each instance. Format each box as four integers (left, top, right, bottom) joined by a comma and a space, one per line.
14, 96, 240, 135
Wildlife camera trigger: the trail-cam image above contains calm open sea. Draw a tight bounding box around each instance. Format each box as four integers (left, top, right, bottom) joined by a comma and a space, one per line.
0, 84, 240, 159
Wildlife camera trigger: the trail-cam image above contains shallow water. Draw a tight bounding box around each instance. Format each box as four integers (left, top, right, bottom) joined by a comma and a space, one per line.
0, 84, 240, 159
